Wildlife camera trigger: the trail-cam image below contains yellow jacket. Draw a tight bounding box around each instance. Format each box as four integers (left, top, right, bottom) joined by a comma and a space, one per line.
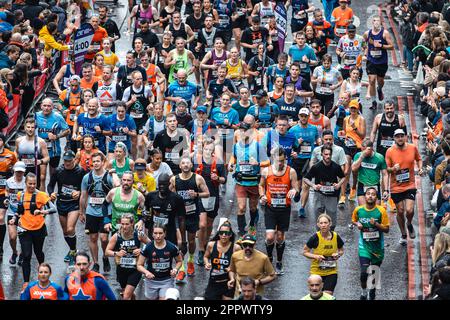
38, 26, 69, 57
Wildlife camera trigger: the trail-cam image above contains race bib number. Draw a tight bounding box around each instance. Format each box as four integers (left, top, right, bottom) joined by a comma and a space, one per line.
300, 145, 312, 154
130, 111, 143, 119
395, 169, 410, 183
219, 15, 229, 25
319, 259, 337, 269
363, 230, 380, 241
345, 138, 356, 147
320, 85, 332, 94
120, 257, 136, 266
205, 47, 213, 53
255, 77, 262, 86
152, 262, 170, 270
239, 164, 253, 173
344, 56, 357, 65
271, 197, 286, 207
361, 162, 377, 170
46, 140, 53, 149
371, 50, 382, 57
94, 140, 99, 146
112, 135, 127, 142
89, 197, 105, 205
158, 55, 165, 64
201, 197, 216, 212
380, 139, 394, 147
185, 203, 196, 214
165, 152, 180, 161
0, 179, 5, 186
153, 216, 169, 226
294, 11, 307, 19
299, 63, 307, 69
92, 44, 101, 51
70, 113, 76, 121
100, 107, 113, 114
61, 186, 75, 195
320, 185, 335, 193
23, 158, 35, 166
363, 185, 378, 193
336, 27, 346, 34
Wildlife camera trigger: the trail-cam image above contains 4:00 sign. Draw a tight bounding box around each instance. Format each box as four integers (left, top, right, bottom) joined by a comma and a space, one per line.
74, 40, 90, 53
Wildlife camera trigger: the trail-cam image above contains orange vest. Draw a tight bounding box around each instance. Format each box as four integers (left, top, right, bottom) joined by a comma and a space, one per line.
79, 149, 98, 172
60, 90, 82, 127
145, 63, 158, 97
266, 166, 292, 209
0, 148, 16, 195
344, 115, 363, 149
17, 191, 50, 231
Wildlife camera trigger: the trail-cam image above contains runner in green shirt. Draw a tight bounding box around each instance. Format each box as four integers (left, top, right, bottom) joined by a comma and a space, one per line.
352, 188, 390, 300
351, 138, 389, 206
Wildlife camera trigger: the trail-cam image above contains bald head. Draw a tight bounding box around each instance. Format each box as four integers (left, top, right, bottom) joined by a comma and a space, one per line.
307, 275, 324, 298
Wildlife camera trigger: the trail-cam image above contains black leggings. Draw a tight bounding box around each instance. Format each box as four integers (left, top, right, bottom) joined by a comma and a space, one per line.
19, 225, 47, 282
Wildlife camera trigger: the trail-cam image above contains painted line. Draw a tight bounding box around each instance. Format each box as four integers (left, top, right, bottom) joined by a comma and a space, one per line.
379, 4, 399, 67
384, 4, 404, 56
407, 94, 430, 298
397, 95, 416, 300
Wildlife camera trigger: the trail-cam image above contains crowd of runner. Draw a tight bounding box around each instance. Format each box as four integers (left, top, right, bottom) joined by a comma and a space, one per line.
0, 0, 449, 301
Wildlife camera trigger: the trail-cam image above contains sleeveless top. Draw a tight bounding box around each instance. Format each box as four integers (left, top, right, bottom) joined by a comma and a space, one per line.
175, 173, 199, 216
207, 49, 227, 83
114, 230, 141, 269
111, 188, 140, 232
367, 28, 388, 64
79, 149, 97, 172
310, 231, 339, 276
376, 113, 400, 154
112, 158, 131, 179
169, 50, 189, 84
344, 115, 363, 149
17, 138, 42, 170
135, 4, 153, 29
169, 23, 187, 41
260, 1, 275, 25
210, 241, 234, 282
308, 114, 325, 137
62, 64, 74, 90
215, 0, 234, 30
266, 166, 292, 210
226, 59, 244, 81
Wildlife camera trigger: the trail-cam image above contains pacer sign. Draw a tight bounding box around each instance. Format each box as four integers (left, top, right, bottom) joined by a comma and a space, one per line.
74, 23, 95, 74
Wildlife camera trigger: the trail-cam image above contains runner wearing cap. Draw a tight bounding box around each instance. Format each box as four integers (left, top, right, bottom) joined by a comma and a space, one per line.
5, 161, 25, 266
331, 0, 353, 40
247, 89, 279, 130
363, 15, 394, 110
0, 133, 16, 260
47, 150, 85, 265
338, 99, 366, 205
133, 159, 156, 197
259, 148, 299, 275
336, 24, 366, 80
228, 234, 276, 298
186, 105, 218, 155
385, 128, 423, 245
15, 117, 50, 191
288, 108, 319, 218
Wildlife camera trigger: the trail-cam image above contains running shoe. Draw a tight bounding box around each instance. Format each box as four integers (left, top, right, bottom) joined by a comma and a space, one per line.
377, 86, 384, 101
349, 188, 357, 201
9, 253, 17, 265
248, 226, 257, 237
298, 207, 306, 218
399, 235, 408, 246
407, 224, 416, 239
92, 263, 100, 273
63, 251, 71, 263
338, 195, 346, 206
103, 256, 111, 273
196, 251, 204, 266
187, 261, 195, 276
18, 254, 23, 266
176, 270, 186, 283
275, 262, 284, 275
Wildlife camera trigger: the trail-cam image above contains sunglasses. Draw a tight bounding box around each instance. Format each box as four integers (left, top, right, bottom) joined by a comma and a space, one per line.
219, 231, 231, 236
242, 243, 254, 248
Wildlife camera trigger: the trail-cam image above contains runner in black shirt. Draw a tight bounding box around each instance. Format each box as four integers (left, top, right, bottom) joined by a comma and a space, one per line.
133, 20, 160, 51
47, 150, 85, 266
154, 32, 175, 80
240, 15, 272, 63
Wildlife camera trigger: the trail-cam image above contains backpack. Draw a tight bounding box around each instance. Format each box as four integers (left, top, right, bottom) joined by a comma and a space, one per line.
87, 171, 112, 195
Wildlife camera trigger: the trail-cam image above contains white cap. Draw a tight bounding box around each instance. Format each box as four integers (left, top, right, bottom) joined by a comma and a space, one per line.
13, 161, 26, 172
165, 288, 180, 300
393, 129, 406, 136
299, 107, 310, 116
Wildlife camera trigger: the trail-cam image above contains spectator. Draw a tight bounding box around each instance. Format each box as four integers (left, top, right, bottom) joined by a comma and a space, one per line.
0, 44, 19, 68
38, 21, 69, 58
22, 0, 43, 23
0, 11, 12, 33
429, 266, 450, 300
234, 277, 267, 300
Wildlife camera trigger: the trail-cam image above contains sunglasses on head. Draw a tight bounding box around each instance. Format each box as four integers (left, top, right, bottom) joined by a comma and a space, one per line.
242, 243, 254, 248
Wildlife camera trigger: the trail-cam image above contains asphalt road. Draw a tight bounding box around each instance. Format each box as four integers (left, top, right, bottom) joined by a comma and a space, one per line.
0, 0, 434, 300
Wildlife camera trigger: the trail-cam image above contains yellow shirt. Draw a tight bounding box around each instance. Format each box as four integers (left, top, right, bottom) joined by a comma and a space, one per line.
133, 172, 156, 194
99, 50, 119, 67
309, 231, 339, 276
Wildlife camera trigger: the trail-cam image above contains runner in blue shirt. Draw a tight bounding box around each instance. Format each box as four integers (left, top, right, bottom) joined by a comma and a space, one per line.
288, 31, 318, 82
36, 98, 71, 177
266, 53, 289, 92
76, 98, 112, 155
108, 102, 137, 154
247, 90, 279, 129
165, 69, 200, 113
288, 107, 319, 218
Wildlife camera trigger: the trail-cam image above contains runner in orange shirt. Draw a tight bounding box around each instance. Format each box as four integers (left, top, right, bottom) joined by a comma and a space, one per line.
80, 63, 99, 90
86, 16, 108, 62
331, 0, 353, 40
385, 129, 423, 246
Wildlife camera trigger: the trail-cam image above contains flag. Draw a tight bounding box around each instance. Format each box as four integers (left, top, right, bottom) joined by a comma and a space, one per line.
274, 2, 287, 53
